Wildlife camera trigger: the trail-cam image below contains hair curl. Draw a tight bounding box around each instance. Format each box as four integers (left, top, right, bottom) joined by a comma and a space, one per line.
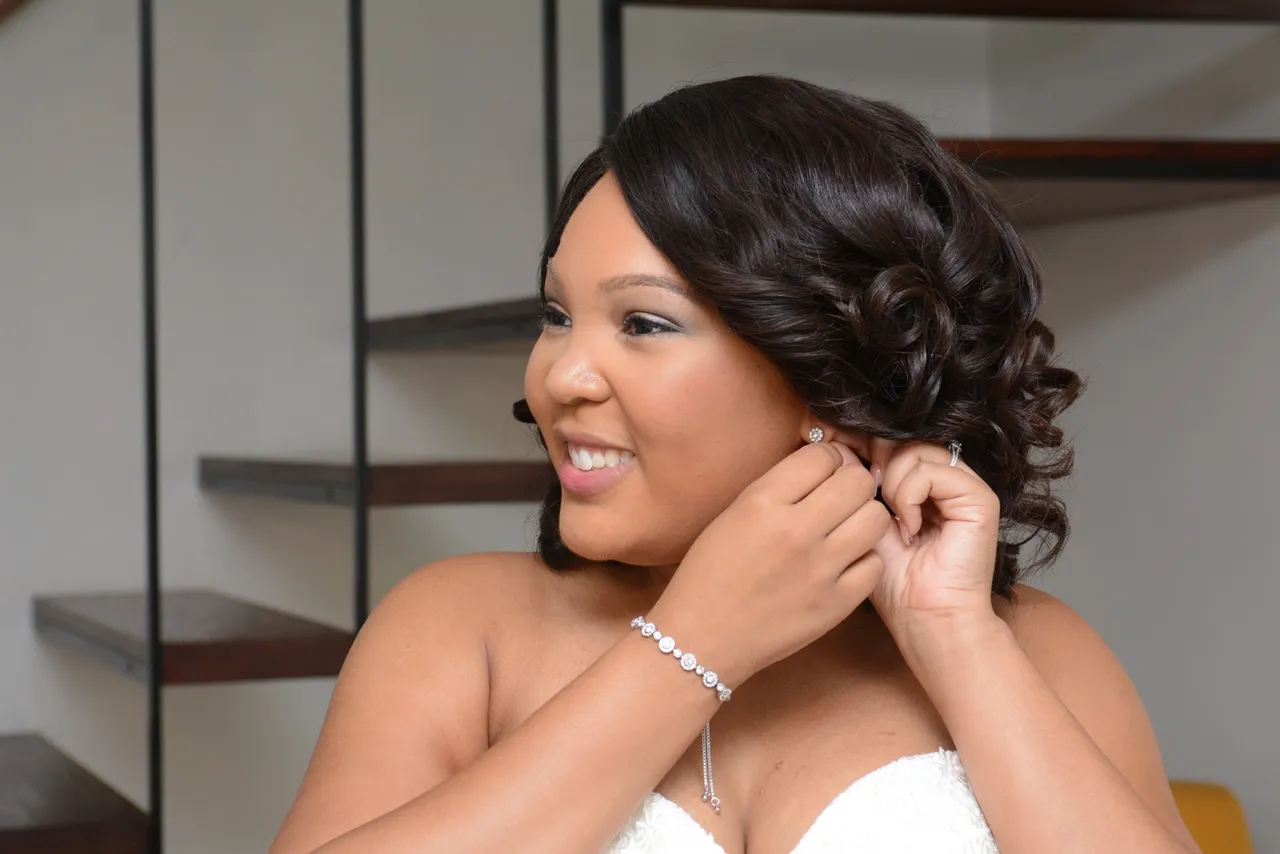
515, 75, 1085, 599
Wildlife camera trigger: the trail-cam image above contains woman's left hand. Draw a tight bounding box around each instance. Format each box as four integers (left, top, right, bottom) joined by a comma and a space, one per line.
837, 436, 1003, 639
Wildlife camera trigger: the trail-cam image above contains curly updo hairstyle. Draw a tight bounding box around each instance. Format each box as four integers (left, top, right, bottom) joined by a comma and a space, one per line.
514, 75, 1085, 599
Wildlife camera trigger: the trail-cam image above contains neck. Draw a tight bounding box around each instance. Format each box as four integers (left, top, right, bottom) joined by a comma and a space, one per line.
593, 559, 680, 594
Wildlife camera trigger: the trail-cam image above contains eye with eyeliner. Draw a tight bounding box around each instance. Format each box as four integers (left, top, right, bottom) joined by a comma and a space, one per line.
537, 301, 681, 337
538, 301, 570, 329
621, 312, 680, 336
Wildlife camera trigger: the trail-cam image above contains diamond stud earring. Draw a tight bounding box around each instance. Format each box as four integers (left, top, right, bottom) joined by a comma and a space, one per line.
807, 426, 825, 444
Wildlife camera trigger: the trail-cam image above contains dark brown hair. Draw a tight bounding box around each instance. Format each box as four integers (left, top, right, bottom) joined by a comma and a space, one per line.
515, 74, 1085, 598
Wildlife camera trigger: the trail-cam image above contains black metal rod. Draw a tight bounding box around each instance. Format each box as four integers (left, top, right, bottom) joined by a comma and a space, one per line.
543, 0, 561, 227
347, 0, 371, 629
602, 0, 624, 134
137, 0, 163, 850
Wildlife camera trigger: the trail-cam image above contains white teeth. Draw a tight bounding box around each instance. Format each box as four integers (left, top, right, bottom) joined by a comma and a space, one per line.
568, 444, 633, 472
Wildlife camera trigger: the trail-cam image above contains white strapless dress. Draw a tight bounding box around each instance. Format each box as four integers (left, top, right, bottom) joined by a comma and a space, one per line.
604, 748, 997, 853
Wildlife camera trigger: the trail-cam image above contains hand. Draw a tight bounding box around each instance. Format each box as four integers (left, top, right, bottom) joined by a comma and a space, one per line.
649, 442, 892, 687
844, 437, 1002, 639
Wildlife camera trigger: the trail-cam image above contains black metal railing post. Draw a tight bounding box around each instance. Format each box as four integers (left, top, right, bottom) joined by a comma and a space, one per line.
543, 0, 561, 227
137, 0, 163, 850
601, 0, 624, 134
347, 0, 371, 630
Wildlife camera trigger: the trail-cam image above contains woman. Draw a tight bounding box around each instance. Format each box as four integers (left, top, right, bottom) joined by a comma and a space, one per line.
269, 76, 1201, 853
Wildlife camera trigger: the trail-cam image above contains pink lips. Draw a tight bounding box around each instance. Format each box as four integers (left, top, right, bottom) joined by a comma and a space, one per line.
557, 450, 634, 496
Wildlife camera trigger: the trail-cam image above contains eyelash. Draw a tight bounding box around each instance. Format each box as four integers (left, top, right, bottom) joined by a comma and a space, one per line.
622, 313, 677, 336
538, 304, 570, 329
538, 304, 678, 337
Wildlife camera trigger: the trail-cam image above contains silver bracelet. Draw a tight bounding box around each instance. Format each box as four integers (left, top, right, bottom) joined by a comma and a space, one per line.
632, 616, 730, 813
631, 616, 733, 702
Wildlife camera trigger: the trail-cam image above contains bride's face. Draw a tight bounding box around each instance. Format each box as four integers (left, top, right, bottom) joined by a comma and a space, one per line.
524, 173, 811, 568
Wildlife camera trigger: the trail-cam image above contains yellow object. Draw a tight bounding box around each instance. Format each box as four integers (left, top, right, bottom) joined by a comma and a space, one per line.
1170, 780, 1254, 854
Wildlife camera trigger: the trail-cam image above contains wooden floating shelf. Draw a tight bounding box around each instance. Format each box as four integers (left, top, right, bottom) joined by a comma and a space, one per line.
0, 1, 32, 30
945, 138, 1280, 228
627, 0, 1280, 21
368, 297, 543, 352
946, 138, 1280, 181
199, 457, 554, 506
0, 733, 148, 854
33, 590, 354, 685
368, 296, 542, 352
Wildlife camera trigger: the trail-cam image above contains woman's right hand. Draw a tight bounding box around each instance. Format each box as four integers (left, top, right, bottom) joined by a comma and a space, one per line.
647, 441, 891, 688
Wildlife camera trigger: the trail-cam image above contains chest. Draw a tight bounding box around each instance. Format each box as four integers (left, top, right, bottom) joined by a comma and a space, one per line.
606, 750, 996, 854
489, 614, 961, 853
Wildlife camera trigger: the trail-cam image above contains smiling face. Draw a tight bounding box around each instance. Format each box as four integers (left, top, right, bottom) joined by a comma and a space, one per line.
523, 173, 813, 570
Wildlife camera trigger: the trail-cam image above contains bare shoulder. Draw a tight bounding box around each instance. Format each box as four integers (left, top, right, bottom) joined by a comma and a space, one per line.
267, 551, 548, 854
995, 584, 1140, 722
995, 584, 1192, 844
374, 550, 548, 633
343, 550, 548, 684
339, 549, 557, 730
997, 583, 1104, 664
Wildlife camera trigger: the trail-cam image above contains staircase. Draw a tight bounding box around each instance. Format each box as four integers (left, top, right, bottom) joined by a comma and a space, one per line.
4, 1, 1278, 852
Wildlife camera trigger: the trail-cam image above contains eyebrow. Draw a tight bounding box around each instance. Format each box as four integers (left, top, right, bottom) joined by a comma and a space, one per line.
546, 263, 690, 298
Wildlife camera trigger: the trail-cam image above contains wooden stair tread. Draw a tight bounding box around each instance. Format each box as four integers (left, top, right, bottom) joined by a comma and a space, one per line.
199, 457, 553, 505
368, 296, 541, 352
368, 298, 543, 353
33, 590, 354, 685
944, 138, 1280, 179
628, 0, 1280, 21
0, 733, 147, 854
0, 1, 32, 31
947, 138, 1280, 228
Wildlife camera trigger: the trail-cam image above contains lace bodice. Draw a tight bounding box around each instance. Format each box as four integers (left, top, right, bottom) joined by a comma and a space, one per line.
603, 748, 997, 853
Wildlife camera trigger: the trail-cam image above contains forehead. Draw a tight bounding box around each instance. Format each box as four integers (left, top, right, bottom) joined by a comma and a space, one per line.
549, 173, 684, 292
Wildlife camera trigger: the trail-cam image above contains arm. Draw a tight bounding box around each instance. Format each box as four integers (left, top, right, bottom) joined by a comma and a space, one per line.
896, 585, 1201, 854
269, 441, 888, 854
267, 554, 722, 854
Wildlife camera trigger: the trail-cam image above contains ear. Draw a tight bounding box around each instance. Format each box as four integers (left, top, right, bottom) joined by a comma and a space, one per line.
832, 428, 894, 472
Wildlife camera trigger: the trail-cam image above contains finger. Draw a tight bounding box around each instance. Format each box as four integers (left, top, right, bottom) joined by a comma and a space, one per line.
831, 550, 885, 613
749, 441, 852, 505
831, 432, 896, 485
824, 495, 892, 562
877, 441, 973, 517
830, 441, 860, 468
871, 506, 912, 564
889, 460, 996, 545
798, 457, 878, 534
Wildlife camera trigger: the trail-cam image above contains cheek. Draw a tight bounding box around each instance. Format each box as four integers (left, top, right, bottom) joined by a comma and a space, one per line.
592, 356, 799, 566
523, 344, 553, 422
629, 351, 801, 511
522, 344, 544, 400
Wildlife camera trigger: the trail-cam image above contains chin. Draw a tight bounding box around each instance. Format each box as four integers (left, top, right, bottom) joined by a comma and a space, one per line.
559, 512, 629, 564
558, 505, 669, 567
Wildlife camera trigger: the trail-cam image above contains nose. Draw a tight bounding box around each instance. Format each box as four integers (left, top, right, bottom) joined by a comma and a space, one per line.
542, 329, 611, 406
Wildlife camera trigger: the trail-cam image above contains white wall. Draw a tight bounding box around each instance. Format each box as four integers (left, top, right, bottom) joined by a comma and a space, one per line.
0, 0, 151, 813
988, 19, 1280, 849
988, 20, 1280, 139
0, 1, 1272, 851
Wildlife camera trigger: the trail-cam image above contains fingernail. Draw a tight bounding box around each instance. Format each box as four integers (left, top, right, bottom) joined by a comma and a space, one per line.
870, 463, 883, 490
899, 518, 912, 547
